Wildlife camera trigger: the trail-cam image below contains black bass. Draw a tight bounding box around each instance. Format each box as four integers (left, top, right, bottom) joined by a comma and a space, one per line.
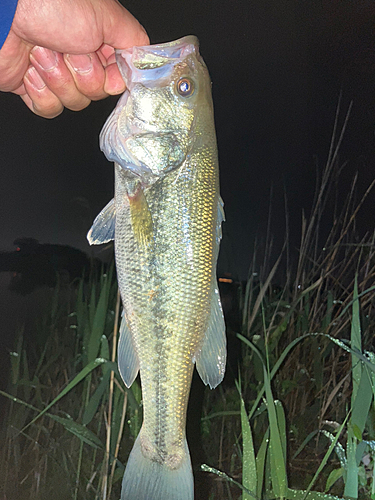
88, 35, 226, 500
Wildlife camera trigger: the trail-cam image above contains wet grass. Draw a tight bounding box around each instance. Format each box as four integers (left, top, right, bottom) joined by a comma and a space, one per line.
1, 103, 375, 499
200, 102, 375, 500
0, 266, 142, 500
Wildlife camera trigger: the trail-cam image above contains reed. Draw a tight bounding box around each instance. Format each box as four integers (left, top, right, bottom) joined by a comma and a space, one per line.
0, 264, 142, 499
201, 102, 375, 499
1, 103, 375, 499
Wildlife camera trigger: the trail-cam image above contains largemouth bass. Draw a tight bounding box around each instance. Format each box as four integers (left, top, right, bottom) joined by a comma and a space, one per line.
88, 35, 226, 500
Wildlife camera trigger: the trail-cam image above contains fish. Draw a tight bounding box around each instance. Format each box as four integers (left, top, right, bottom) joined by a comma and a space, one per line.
87, 35, 226, 500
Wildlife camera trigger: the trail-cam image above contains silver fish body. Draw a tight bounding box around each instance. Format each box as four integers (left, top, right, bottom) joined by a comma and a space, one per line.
88, 36, 226, 500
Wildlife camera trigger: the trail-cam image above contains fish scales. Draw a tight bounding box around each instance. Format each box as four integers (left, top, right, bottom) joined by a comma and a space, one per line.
116, 136, 218, 462
88, 35, 226, 500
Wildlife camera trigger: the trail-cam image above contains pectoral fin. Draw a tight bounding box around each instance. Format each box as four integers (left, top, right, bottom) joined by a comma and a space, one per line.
118, 311, 140, 388
87, 198, 116, 245
195, 286, 226, 389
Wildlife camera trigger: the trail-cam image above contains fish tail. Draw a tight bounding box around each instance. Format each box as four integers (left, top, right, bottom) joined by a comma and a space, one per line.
121, 434, 193, 500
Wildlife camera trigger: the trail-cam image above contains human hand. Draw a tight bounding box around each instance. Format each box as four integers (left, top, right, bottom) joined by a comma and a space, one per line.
0, 0, 149, 118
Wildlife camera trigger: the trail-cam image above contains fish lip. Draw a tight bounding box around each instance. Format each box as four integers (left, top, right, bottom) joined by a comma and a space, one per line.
115, 35, 200, 89
134, 35, 198, 52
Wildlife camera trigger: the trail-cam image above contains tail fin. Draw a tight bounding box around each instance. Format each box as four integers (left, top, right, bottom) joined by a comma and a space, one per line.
121, 434, 194, 500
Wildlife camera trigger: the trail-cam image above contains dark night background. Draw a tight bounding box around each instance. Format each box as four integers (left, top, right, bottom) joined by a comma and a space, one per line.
0, 1, 375, 346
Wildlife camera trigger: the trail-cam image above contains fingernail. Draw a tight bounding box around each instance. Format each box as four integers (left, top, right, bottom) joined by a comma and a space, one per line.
66, 54, 93, 74
25, 67, 46, 90
31, 46, 58, 71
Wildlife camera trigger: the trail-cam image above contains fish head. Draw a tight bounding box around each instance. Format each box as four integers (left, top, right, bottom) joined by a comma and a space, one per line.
100, 36, 213, 187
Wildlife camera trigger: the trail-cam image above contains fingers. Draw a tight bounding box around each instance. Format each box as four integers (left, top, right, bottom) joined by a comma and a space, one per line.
104, 62, 126, 95
64, 53, 108, 100
20, 85, 64, 118
20, 46, 110, 118
23, 66, 64, 118
96, 45, 125, 95
30, 46, 104, 107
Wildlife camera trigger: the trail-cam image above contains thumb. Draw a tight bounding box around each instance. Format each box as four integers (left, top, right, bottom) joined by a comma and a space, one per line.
101, 0, 149, 50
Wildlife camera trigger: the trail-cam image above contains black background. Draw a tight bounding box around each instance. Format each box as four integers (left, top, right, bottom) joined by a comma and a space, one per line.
1, 0, 375, 279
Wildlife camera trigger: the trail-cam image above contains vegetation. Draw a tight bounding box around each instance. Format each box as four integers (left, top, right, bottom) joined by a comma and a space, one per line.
1, 103, 375, 499
201, 102, 375, 500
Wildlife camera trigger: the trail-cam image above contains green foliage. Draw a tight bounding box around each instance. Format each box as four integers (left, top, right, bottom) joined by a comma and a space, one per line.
201, 102, 375, 499
0, 267, 142, 500
2, 102, 375, 500
203, 268, 375, 499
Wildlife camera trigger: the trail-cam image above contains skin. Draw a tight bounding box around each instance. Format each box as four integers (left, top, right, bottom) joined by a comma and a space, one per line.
0, 0, 149, 118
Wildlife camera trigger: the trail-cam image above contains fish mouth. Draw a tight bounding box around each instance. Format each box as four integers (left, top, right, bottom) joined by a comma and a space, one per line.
115, 36, 200, 90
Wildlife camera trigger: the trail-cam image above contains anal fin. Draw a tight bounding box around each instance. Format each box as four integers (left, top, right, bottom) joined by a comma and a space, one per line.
195, 286, 226, 389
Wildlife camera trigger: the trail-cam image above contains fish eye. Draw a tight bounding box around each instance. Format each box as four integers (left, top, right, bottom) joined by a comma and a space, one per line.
176, 77, 195, 97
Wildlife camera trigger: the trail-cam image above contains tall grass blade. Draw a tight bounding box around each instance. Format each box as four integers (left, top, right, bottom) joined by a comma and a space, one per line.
201, 464, 257, 499
292, 430, 319, 460
87, 268, 113, 363
237, 335, 287, 497
351, 366, 373, 439
310, 333, 375, 373
239, 392, 257, 498
275, 400, 287, 463
263, 366, 287, 498
247, 251, 283, 333
351, 276, 361, 400
19, 357, 117, 435
47, 414, 104, 449
238, 332, 314, 420
0, 390, 104, 449
325, 468, 344, 492
255, 427, 269, 499
321, 430, 346, 469
344, 276, 362, 499
82, 370, 111, 425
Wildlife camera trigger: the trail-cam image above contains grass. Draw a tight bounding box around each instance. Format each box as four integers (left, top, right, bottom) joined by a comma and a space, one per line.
199, 101, 375, 499
0, 266, 142, 500
1, 102, 375, 499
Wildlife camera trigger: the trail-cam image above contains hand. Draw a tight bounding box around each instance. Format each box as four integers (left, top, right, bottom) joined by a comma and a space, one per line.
0, 0, 149, 118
